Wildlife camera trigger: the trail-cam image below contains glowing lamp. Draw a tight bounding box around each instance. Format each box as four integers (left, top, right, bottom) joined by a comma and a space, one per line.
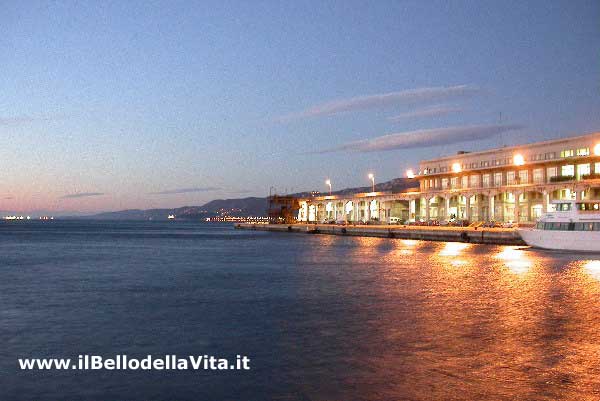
594, 143, 600, 156
452, 162, 462, 173
368, 173, 374, 180
513, 154, 525, 166
406, 169, 415, 179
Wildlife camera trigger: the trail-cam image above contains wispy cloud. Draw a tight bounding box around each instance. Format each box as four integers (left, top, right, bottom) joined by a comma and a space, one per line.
61, 192, 105, 199
313, 124, 524, 154
275, 85, 480, 122
148, 187, 221, 195
387, 105, 463, 122
227, 189, 253, 194
0, 115, 58, 125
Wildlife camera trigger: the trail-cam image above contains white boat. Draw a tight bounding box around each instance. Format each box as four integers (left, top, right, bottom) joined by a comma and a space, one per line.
518, 200, 600, 252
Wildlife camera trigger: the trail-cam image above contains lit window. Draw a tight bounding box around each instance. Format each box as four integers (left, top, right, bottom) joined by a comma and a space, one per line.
494, 172, 502, 186
577, 163, 590, 179
518, 170, 528, 183
577, 148, 590, 156
560, 149, 574, 158
482, 174, 490, 187
533, 168, 544, 183
506, 171, 516, 185
562, 165, 574, 176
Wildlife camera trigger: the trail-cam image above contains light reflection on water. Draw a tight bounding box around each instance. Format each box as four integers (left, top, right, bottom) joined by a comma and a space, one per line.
582, 260, 600, 281
298, 235, 600, 400
495, 246, 533, 274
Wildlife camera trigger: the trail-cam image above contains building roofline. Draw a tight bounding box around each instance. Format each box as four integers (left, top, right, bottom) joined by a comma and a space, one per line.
419, 131, 600, 164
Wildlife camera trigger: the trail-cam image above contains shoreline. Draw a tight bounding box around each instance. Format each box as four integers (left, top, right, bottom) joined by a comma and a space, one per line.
235, 223, 525, 245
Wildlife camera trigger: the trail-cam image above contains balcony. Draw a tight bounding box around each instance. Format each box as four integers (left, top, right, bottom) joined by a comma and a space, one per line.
549, 175, 575, 183
581, 173, 600, 180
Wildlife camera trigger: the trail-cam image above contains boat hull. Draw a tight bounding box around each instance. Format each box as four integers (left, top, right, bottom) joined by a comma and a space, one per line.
518, 228, 600, 252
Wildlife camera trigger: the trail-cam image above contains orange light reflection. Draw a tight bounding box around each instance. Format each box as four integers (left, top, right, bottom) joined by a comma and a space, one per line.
495, 246, 532, 274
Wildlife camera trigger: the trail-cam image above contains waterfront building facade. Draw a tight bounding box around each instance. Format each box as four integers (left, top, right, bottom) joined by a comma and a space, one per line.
297, 132, 600, 224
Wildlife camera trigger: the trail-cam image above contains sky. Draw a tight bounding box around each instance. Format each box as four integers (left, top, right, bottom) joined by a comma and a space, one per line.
1, 0, 599, 214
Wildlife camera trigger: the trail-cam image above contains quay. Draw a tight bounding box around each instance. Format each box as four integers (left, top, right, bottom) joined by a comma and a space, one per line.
235, 223, 525, 245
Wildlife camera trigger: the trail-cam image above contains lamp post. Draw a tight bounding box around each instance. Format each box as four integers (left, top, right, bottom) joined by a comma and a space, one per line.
325, 179, 332, 196
368, 173, 375, 193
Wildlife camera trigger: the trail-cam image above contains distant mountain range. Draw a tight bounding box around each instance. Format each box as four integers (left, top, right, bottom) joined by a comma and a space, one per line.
78, 177, 418, 220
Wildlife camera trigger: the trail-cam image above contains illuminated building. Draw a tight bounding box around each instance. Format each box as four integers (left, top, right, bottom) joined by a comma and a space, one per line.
297, 131, 600, 223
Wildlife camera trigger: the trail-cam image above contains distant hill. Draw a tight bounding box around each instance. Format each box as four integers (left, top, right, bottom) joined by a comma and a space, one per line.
80, 177, 418, 220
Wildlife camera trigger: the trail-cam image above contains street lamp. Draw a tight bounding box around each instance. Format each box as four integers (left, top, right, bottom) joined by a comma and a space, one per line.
406, 169, 415, 179
513, 154, 525, 166
325, 179, 332, 196
368, 173, 375, 193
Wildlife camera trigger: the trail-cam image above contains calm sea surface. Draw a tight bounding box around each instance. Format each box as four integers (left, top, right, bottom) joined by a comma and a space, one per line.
1, 220, 600, 400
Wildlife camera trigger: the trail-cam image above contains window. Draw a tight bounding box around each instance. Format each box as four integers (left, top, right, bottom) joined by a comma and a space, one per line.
494, 172, 502, 186
577, 203, 600, 211
558, 203, 572, 211
547, 166, 558, 179
506, 171, 516, 185
533, 168, 544, 184
577, 163, 590, 179
545, 152, 556, 159
482, 174, 491, 187
469, 175, 480, 187
577, 148, 590, 156
518, 170, 528, 184
441, 178, 449, 189
574, 222, 595, 231
481, 161, 489, 167
561, 149, 574, 158
562, 165, 574, 176
450, 177, 458, 189
461, 176, 468, 188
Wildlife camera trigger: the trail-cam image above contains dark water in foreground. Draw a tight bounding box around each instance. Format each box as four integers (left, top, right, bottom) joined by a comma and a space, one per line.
1, 221, 600, 400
